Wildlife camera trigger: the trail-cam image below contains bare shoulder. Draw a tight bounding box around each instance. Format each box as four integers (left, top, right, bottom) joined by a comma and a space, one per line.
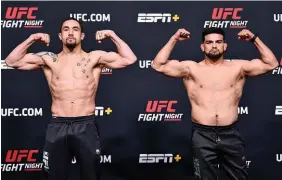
33, 51, 58, 62
89, 50, 107, 59
227, 59, 248, 67
181, 60, 197, 67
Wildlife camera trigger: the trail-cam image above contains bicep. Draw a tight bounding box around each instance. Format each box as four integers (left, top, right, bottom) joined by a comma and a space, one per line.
98, 51, 129, 69
242, 59, 272, 76
159, 60, 190, 78
11, 53, 45, 70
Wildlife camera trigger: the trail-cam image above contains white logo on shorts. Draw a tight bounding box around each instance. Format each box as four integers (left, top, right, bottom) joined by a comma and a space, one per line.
43, 151, 49, 171
96, 149, 100, 155
193, 158, 201, 178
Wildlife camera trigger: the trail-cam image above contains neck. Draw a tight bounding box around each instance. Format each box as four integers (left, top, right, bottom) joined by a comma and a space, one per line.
61, 44, 83, 55
204, 56, 224, 66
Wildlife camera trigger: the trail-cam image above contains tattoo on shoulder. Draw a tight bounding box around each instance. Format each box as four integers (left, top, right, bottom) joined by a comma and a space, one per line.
34, 52, 58, 62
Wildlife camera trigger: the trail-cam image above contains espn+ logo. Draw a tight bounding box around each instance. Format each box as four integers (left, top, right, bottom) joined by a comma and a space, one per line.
137, 13, 179, 23
139, 154, 181, 163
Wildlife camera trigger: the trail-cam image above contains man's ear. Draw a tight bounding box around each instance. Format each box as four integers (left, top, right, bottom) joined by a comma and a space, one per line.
224, 42, 227, 51
81, 33, 85, 40
200, 43, 204, 52
58, 33, 62, 40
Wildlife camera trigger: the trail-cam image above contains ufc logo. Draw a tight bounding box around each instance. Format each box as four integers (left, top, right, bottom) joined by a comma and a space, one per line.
5, 150, 38, 162
212, 8, 243, 20
146, 100, 177, 113
137, 13, 171, 23
5, 7, 38, 19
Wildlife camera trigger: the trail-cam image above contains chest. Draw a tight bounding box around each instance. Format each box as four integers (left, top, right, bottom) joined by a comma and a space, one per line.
188, 65, 243, 89
51, 56, 97, 79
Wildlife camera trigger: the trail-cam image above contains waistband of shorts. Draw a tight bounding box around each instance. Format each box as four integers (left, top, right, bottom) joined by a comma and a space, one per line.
51, 114, 95, 122
192, 121, 237, 131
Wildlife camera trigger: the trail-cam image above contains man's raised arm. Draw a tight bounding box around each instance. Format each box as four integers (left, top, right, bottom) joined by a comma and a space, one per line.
238, 29, 278, 76
152, 29, 193, 78
94, 30, 137, 69
5, 33, 53, 70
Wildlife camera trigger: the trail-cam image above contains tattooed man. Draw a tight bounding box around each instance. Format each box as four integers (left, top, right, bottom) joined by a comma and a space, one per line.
5, 18, 137, 180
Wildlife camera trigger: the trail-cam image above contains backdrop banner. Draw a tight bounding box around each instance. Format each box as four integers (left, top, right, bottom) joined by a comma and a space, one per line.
1, 1, 282, 180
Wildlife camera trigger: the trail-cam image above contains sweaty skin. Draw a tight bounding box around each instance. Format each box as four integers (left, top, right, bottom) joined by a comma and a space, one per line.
152, 28, 278, 126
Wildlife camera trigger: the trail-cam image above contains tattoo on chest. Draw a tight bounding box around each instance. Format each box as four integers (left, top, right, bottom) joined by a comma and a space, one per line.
78, 58, 91, 66
35, 52, 58, 62
77, 57, 92, 77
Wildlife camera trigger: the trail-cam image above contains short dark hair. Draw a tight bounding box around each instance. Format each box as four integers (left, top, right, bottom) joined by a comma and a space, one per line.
202, 28, 225, 42
59, 17, 84, 33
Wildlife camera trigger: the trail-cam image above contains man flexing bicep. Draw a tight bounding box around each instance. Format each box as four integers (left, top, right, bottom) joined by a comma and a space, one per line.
236, 29, 278, 76
151, 29, 194, 77
5, 33, 56, 70
92, 30, 137, 69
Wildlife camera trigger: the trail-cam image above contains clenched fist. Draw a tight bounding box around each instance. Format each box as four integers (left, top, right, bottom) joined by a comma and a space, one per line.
96, 30, 114, 43
238, 29, 255, 41
30, 33, 50, 46
172, 29, 190, 41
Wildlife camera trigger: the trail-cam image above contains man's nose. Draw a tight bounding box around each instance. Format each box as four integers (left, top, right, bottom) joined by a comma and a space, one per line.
68, 30, 74, 35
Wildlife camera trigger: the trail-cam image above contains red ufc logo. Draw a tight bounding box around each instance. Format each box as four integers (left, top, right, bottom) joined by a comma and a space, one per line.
5, 7, 38, 19
212, 8, 243, 20
146, 100, 177, 113
280, 58, 282, 66
5, 150, 38, 162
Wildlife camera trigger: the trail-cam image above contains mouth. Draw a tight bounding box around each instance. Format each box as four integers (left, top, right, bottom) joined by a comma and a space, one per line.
67, 37, 75, 41
210, 49, 219, 54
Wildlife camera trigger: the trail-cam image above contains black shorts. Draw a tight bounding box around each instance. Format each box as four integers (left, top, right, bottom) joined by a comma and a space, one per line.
42, 115, 101, 180
191, 122, 248, 180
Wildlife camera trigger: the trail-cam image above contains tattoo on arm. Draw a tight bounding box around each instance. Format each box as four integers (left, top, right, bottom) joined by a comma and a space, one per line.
34, 52, 58, 62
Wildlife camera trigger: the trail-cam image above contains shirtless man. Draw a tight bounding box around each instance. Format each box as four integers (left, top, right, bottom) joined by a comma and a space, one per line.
5, 18, 137, 180
151, 28, 278, 180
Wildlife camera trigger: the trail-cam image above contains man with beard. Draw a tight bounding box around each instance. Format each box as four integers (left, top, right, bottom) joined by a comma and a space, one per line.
151, 28, 278, 180
5, 18, 137, 180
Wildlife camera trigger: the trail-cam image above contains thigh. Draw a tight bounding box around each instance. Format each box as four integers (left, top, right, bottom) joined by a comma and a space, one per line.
220, 129, 248, 180
71, 120, 101, 180
43, 123, 72, 180
192, 128, 219, 180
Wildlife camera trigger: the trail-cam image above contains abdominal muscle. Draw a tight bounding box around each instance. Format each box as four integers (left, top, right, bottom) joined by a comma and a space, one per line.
187, 85, 242, 126
49, 75, 97, 117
